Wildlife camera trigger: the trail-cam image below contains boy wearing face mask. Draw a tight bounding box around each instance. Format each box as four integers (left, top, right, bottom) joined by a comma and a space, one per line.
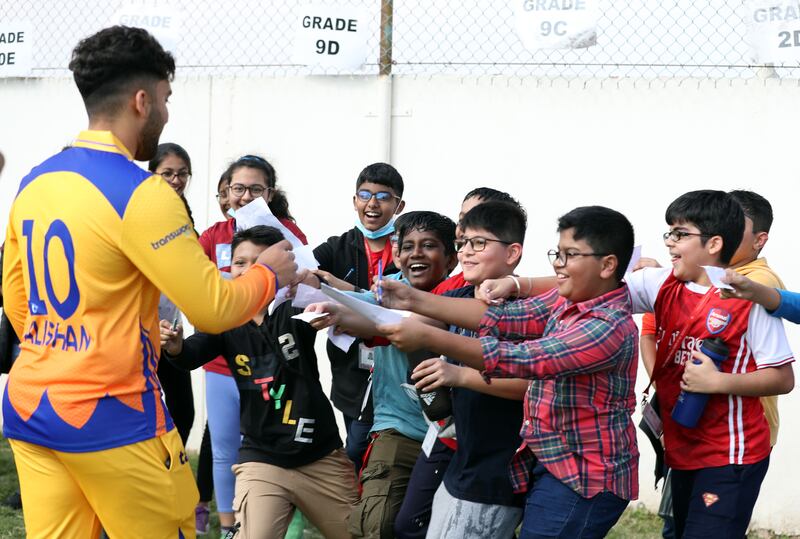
312, 163, 406, 473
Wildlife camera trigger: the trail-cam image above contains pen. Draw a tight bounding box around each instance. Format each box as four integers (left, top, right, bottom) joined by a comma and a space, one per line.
171, 313, 180, 332
377, 260, 383, 305
343, 268, 354, 282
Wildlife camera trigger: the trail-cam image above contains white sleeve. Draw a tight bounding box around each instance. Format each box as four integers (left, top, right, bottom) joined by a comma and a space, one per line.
625, 267, 671, 314
746, 305, 794, 369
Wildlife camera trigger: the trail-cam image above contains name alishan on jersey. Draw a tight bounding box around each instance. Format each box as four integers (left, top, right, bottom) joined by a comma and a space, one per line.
1, 130, 276, 452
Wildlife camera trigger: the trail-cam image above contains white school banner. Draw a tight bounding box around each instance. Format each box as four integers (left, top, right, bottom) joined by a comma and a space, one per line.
513, 0, 599, 50
111, 3, 182, 55
0, 22, 33, 77
292, 4, 369, 70
746, 1, 800, 63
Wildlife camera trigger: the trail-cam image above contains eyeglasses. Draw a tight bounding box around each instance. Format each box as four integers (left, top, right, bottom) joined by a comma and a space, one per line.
215, 190, 229, 200
662, 230, 714, 242
547, 249, 610, 266
229, 184, 270, 197
455, 236, 512, 252
158, 170, 191, 183
356, 190, 400, 203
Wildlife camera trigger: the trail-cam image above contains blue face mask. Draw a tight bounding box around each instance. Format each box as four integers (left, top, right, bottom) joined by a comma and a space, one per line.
355, 216, 395, 240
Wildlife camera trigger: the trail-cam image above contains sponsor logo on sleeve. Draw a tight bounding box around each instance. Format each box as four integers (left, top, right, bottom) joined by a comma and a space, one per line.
151, 223, 192, 250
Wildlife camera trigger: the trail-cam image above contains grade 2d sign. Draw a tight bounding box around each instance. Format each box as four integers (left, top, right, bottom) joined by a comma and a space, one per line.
746, 0, 800, 63
292, 4, 369, 71
0, 22, 33, 77
513, 0, 599, 50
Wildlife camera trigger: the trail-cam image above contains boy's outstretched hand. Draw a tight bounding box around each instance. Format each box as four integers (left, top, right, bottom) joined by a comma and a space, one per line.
376, 279, 418, 310
304, 302, 341, 331
159, 319, 184, 356
720, 270, 781, 311
681, 350, 723, 394
412, 357, 463, 392
477, 277, 516, 304
377, 318, 429, 352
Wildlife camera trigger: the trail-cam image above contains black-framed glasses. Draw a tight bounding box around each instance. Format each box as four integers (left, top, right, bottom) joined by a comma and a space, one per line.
547, 249, 610, 266
215, 190, 229, 200
455, 236, 512, 252
662, 230, 714, 242
229, 184, 270, 197
158, 170, 191, 183
356, 189, 400, 203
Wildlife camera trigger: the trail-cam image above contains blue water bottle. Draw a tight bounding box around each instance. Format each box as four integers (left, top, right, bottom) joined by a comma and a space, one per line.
671, 337, 729, 428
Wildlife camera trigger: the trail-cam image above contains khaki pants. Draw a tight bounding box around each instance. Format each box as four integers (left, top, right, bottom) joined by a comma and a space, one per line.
232, 448, 357, 539
349, 429, 422, 538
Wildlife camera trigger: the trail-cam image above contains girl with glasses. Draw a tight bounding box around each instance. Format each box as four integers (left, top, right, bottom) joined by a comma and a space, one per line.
196, 154, 307, 537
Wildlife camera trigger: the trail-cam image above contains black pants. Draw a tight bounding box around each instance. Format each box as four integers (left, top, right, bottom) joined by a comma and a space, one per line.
671, 456, 769, 539
197, 422, 214, 502
157, 359, 195, 445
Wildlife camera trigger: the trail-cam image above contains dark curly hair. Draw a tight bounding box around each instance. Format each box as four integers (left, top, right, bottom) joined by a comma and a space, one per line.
68, 26, 175, 116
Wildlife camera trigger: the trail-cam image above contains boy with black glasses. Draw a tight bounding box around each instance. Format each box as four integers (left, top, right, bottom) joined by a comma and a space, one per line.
374, 205, 640, 538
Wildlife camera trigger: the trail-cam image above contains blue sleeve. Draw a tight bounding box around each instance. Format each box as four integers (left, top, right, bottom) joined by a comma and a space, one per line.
345, 290, 378, 305
770, 289, 800, 324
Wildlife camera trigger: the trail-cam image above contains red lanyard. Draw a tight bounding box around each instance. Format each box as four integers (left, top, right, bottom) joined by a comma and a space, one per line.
364, 237, 394, 284
643, 286, 717, 398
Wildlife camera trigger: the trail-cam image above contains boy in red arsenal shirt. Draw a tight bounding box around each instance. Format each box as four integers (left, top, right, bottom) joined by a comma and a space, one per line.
627, 190, 793, 538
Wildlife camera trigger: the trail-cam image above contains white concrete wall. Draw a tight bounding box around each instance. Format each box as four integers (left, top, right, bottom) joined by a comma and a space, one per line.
1, 74, 800, 532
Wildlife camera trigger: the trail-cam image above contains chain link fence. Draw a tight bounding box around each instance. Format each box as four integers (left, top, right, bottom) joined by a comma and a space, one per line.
2, 0, 799, 79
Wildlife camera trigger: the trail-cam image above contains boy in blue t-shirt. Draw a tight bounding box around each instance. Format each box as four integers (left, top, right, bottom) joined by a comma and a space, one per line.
309, 211, 457, 538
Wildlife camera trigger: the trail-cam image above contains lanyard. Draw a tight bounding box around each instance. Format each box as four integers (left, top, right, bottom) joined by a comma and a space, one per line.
642, 285, 717, 401
364, 237, 394, 284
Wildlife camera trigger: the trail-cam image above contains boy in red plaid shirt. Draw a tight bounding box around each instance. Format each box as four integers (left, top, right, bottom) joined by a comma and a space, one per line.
377, 206, 639, 538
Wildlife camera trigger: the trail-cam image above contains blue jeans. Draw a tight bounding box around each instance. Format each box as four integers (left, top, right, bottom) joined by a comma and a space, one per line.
205, 371, 241, 514
520, 464, 628, 539
343, 415, 373, 473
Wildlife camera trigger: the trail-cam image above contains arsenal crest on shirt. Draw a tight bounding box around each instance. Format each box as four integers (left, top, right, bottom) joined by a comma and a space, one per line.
706, 308, 731, 335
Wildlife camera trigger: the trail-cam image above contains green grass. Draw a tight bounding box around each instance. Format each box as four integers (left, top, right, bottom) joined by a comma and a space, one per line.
0, 440, 795, 538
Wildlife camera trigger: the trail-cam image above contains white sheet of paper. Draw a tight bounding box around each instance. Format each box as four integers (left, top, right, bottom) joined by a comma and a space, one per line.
268, 288, 290, 315
328, 327, 356, 352
291, 284, 331, 309
234, 198, 318, 270
625, 245, 642, 276
291, 311, 330, 323
319, 283, 411, 325
702, 266, 734, 290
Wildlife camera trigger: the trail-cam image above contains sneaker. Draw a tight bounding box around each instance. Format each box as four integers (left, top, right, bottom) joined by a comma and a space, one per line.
195, 504, 210, 535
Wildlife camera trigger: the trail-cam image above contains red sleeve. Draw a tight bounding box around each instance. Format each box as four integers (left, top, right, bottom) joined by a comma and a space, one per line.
198, 224, 215, 260
279, 218, 308, 245
641, 312, 656, 336
430, 272, 468, 295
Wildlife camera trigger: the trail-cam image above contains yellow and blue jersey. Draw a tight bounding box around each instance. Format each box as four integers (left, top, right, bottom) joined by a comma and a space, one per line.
2, 130, 276, 452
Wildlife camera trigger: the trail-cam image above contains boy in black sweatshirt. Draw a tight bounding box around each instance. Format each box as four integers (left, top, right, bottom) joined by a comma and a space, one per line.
161, 225, 356, 539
